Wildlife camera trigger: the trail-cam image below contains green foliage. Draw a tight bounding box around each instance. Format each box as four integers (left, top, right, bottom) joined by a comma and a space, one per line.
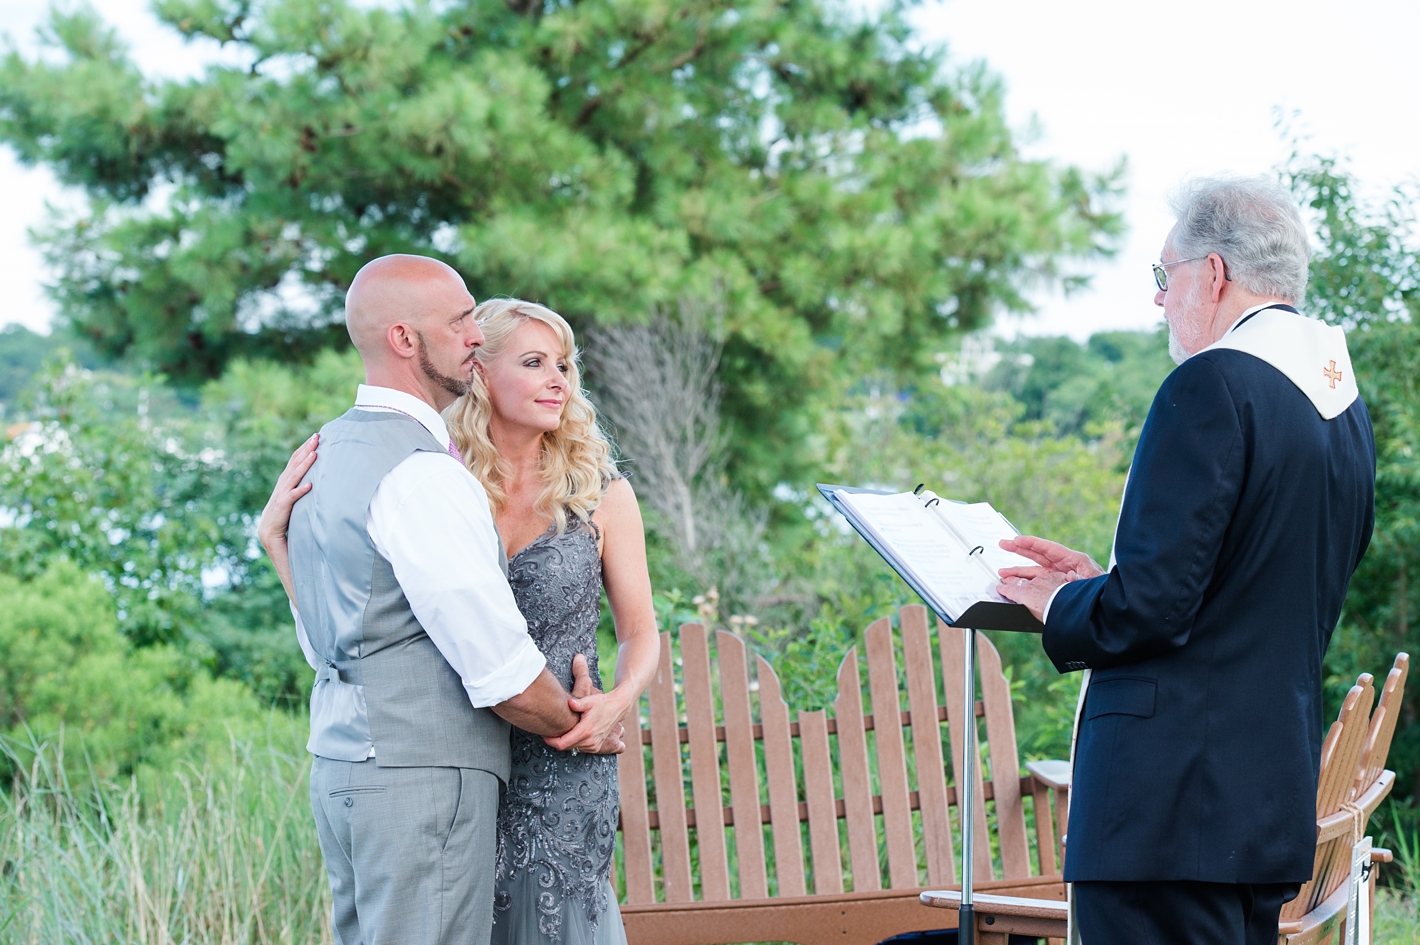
0, 0, 1120, 489
0, 349, 361, 702
984, 328, 1176, 441
0, 359, 220, 645
0, 562, 263, 783
0, 326, 101, 407
1284, 152, 1420, 807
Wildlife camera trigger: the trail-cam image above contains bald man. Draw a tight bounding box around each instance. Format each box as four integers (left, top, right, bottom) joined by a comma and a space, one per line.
272, 255, 598, 945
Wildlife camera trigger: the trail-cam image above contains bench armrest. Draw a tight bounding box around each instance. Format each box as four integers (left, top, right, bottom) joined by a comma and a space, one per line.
921, 890, 1069, 919
1025, 759, 1071, 791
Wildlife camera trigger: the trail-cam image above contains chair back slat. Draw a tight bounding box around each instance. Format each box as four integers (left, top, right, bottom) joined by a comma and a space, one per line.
939, 622, 994, 880
617, 695, 657, 904
835, 647, 882, 891
1029, 777, 1059, 876
900, 605, 956, 886
757, 654, 807, 897
1284, 678, 1376, 920
978, 634, 1031, 879
798, 708, 843, 894
1355, 653, 1409, 798
1316, 678, 1374, 819
716, 630, 769, 899
681, 623, 732, 901
865, 618, 918, 888
648, 631, 695, 902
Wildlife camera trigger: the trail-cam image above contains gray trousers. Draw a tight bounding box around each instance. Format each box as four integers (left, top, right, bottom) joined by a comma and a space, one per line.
311, 757, 500, 945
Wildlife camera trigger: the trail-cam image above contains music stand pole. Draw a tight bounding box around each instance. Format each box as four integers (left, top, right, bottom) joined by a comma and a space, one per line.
958, 626, 978, 945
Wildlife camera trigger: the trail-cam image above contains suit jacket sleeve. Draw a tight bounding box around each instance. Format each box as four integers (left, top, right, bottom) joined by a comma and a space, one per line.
1044, 357, 1246, 671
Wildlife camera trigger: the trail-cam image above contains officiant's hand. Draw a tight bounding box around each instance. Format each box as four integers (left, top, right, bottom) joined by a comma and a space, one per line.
996, 568, 1073, 624
545, 654, 628, 755
257, 433, 319, 603
997, 535, 1104, 580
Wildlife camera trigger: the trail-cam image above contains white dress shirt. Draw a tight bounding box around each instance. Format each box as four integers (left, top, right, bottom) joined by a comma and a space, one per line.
294, 384, 546, 712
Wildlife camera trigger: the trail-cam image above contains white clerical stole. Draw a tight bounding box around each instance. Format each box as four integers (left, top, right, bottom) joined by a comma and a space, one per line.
1204, 304, 1359, 419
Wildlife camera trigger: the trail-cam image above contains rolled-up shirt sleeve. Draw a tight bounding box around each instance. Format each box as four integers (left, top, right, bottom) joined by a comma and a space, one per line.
366, 452, 546, 707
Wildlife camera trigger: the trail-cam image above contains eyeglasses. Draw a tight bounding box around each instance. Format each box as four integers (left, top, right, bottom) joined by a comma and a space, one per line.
1151, 255, 1209, 292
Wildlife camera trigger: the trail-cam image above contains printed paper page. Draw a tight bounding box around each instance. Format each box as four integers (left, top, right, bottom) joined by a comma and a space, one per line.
834, 491, 999, 618
931, 502, 1038, 575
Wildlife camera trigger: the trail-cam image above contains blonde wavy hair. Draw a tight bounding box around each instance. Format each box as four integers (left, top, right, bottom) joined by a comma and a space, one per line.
445, 298, 617, 533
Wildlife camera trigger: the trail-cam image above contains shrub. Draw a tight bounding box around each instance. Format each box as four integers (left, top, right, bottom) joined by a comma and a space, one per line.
0, 563, 263, 784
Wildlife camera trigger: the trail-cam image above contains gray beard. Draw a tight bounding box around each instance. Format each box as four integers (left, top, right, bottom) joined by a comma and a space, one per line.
1168, 328, 1192, 366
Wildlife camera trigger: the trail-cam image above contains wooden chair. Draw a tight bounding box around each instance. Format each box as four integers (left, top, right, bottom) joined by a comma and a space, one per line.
1278, 652, 1409, 944
920, 652, 1411, 945
614, 604, 1070, 945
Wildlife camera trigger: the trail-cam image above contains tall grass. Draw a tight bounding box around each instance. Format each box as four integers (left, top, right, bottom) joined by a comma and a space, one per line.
0, 728, 332, 945
1376, 813, 1420, 945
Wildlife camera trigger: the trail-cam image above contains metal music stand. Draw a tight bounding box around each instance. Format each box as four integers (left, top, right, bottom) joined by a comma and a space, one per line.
945, 603, 1043, 945
814, 484, 1044, 945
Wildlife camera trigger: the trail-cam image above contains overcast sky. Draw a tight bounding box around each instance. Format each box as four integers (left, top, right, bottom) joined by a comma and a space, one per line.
3, 0, 1418, 339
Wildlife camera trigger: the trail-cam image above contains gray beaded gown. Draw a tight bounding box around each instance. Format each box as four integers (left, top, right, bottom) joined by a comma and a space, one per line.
492, 515, 627, 945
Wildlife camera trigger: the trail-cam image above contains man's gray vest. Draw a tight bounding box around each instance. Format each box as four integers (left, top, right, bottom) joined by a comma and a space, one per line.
288, 409, 511, 780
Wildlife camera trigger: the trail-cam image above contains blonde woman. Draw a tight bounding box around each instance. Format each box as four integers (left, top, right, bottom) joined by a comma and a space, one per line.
260, 298, 660, 945
452, 299, 658, 945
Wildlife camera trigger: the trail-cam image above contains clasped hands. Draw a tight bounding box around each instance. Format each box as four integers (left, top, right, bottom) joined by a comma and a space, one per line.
994, 535, 1106, 623
545, 653, 630, 756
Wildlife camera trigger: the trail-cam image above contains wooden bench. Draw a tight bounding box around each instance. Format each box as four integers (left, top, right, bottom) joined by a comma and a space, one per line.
613, 604, 1070, 945
921, 652, 1411, 945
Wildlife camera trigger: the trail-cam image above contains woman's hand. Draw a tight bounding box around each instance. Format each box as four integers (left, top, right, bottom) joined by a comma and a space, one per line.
545, 654, 628, 755
258, 434, 318, 602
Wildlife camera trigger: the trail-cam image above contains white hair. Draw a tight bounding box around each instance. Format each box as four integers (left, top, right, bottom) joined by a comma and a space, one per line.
1167, 176, 1311, 304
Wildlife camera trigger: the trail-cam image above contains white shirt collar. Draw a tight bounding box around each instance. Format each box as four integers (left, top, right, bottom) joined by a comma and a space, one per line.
354, 384, 451, 446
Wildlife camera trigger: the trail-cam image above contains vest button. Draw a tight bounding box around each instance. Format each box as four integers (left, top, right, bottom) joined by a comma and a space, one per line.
344, 797, 353, 808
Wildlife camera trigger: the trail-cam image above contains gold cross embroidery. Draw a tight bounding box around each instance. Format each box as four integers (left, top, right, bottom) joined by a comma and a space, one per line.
1323, 360, 1343, 389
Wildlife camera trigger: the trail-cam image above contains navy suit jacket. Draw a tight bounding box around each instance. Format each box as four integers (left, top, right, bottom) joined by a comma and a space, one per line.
1045, 345, 1375, 883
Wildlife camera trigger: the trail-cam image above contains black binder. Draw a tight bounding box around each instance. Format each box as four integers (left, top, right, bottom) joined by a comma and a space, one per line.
817, 483, 1044, 634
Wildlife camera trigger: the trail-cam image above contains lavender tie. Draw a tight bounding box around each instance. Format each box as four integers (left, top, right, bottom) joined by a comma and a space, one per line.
448, 438, 461, 461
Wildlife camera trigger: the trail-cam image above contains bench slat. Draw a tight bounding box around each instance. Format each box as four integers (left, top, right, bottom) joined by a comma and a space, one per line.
799, 709, 843, 894
978, 634, 1031, 879
901, 605, 956, 886
758, 654, 808, 897
618, 693, 657, 904
866, 618, 917, 888
682, 623, 731, 901
836, 647, 881, 891
649, 631, 695, 902
717, 631, 769, 899
939, 622, 994, 881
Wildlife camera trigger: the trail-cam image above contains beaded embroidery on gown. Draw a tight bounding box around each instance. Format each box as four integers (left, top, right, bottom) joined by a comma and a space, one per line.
492, 515, 627, 945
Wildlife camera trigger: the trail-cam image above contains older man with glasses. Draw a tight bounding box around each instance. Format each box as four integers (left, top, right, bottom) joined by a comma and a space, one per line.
996, 176, 1377, 945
